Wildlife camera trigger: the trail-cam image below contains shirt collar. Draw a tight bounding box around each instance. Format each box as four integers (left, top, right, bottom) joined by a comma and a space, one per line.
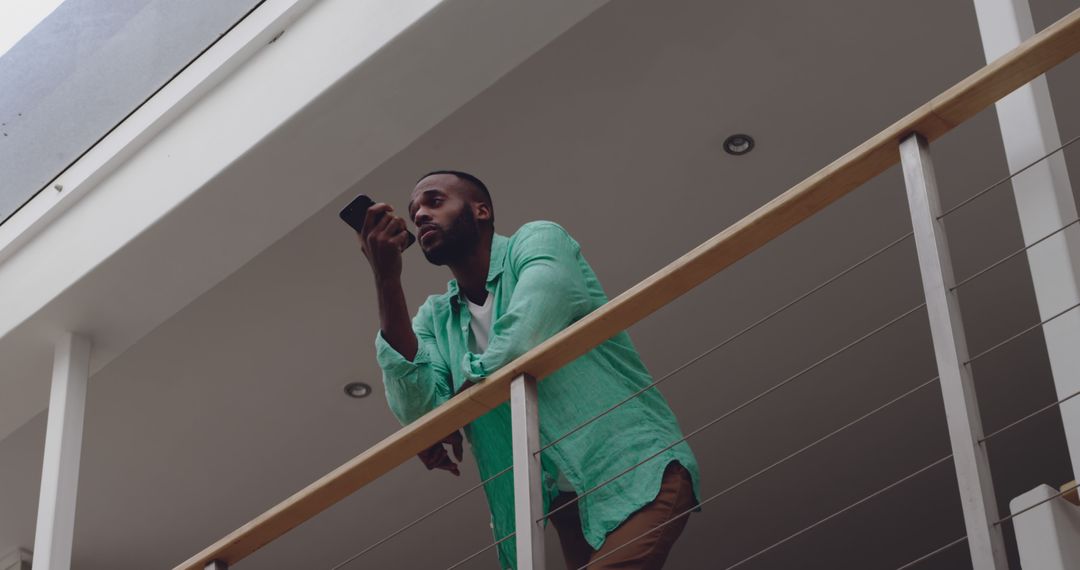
446, 233, 508, 301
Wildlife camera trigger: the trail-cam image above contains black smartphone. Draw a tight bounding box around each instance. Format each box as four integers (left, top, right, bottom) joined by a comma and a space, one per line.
339, 194, 416, 249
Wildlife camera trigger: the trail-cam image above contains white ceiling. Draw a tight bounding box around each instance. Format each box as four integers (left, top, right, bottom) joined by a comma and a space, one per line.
3, 0, 1080, 568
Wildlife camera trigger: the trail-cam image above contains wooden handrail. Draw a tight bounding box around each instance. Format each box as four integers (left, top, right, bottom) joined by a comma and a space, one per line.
176, 8, 1080, 569
1061, 480, 1079, 506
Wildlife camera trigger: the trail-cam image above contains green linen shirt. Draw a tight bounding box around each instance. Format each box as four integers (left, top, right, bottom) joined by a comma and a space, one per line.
375, 221, 701, 569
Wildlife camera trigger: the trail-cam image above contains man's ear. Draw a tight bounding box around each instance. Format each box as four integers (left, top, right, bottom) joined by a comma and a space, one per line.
474, 201, 493, 223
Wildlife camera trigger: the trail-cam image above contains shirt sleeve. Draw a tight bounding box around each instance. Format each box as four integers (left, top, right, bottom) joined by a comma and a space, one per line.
462, 222, 592, 381
375, 298, 454, 425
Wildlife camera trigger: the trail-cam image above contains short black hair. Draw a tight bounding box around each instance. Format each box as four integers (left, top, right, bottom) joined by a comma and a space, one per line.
418, 170, 494, 225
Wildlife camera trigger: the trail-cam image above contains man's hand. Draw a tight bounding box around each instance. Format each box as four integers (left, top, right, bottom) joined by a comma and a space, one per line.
358, 203, 411, 283
418, 430, 465, 476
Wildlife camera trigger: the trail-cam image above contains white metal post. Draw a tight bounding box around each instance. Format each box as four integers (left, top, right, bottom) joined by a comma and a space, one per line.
510, 373, 544, 570
973, 0, 1080, 481
32, 332, 91, 570
901, 134, 1009, 570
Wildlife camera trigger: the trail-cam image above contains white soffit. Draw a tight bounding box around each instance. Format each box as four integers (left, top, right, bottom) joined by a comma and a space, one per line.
0, 0, 608, 441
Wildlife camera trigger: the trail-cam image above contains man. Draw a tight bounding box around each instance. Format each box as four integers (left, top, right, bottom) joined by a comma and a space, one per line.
358, 171, 701, 569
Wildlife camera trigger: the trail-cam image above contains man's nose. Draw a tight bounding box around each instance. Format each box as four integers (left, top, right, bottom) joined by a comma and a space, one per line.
413, 208, 432, 225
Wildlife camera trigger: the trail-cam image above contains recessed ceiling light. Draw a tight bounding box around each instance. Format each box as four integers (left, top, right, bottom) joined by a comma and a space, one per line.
343, 381, 372, 398
723, 134, 755, 156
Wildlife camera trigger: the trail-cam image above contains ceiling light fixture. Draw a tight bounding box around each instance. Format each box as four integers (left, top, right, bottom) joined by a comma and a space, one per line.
723, 134, 755, 156
343, 381, 372, 398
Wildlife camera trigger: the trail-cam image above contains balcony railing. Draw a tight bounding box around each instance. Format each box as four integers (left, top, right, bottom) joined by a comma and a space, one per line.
176, 7, 1080, 569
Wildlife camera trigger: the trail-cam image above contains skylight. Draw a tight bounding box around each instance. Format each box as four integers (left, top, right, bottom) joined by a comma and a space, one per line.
0, 0, 264, 225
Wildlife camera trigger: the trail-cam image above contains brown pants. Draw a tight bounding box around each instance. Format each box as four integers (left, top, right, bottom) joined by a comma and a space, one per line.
550, 461, 695, 569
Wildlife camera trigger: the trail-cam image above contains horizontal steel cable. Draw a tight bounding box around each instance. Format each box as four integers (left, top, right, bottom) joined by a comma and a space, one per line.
329, 465, 513, 570
579, 454, 955, 570
540, 302, 928, 524
583, 373, 937, 566
577, 374, 939, 567
965, 299, 1080, 365
893, 536, 968, 570
981, 384, 1080, 443
952, 218, 1080, 291
995, 482, 1079, 526
687, 375, 941, 517
444, 532, 515, 570
536, 231, 915, 456
938, 132, 1080, 220
721, 454, 955, 570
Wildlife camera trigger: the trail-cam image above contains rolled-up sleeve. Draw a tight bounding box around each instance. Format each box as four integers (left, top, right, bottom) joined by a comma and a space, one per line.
375, 299, 453, 425
462, 222, 591, 381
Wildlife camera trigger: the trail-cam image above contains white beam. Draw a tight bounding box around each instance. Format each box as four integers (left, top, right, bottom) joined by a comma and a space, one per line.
31, 333, 90, 570
973, 0, 1080, 480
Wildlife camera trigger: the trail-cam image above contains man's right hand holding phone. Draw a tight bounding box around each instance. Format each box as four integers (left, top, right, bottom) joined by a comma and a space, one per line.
358, 202, 411, 282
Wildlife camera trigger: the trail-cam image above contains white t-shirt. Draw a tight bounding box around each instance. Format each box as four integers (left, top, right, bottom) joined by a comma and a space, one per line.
467, 293, 575, 494
467, 293, 493, 354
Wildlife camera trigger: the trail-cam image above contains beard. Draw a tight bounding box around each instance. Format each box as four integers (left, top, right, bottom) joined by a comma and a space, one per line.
421, 206, 481, 266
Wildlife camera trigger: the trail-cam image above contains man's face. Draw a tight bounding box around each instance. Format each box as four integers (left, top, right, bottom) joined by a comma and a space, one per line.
408, 174, 482, 266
